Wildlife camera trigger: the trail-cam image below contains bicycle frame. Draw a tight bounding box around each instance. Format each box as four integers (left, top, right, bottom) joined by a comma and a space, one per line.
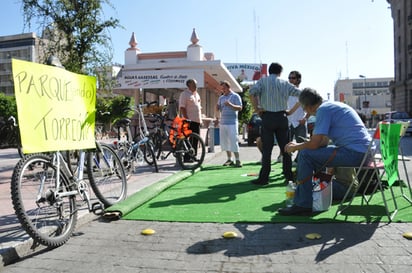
161, 118, 191, 158
51, 149, 101, 214
151, 116, 205, 170
137, 104, 150, 138
112, 103, 159, 176
51, 140, 119, 213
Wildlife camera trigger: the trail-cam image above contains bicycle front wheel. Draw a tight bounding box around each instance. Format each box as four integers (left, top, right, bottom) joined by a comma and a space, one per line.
11, 153, 78, 247
150, 132, 163, 160
175, 132, 205, 170
115, 143, 134, 180
143, 140, 159, 172
87, 143, 127, 208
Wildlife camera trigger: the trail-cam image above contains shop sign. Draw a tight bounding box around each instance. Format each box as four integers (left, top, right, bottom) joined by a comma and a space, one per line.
116, 69, 204, 89
225, 63, 267, 82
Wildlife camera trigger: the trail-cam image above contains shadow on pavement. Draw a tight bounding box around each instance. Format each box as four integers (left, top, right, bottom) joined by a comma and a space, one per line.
186, 221, 379, 262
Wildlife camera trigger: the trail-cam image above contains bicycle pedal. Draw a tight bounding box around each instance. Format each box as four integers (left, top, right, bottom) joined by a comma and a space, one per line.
91, 202, 104, 215
102, 211, 121, 221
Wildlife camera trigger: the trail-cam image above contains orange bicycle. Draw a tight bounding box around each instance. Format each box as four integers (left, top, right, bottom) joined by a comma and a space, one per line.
149, 115, 205, 170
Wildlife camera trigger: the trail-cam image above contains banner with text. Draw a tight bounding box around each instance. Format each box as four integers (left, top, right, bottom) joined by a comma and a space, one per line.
116, 69, 204, 89
12, 59, 97, 153
225, 63, 267, 82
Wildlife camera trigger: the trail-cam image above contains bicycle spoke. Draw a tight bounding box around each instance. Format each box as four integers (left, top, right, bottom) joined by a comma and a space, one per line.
87, 143, 127, 207
176, 132, 205, 170
11, 154, 77, 247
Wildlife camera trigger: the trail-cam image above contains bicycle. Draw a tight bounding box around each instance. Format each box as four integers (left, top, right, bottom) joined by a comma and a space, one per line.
145, 113, 171, 160
112, 103, 159, 179
0, 116, 23, 157
148, 114, 206, 170
95, 111, 111, 140
95, 124, 108, 140
10, 141, 127, 247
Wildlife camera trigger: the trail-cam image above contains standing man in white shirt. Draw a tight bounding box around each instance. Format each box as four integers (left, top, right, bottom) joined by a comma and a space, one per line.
287, 71, 307, 165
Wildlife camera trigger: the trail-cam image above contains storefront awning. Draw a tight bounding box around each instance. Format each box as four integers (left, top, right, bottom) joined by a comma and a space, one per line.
113, 60, 242, 94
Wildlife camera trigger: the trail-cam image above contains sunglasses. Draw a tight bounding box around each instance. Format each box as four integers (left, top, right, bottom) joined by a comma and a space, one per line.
288, 76, 296, 80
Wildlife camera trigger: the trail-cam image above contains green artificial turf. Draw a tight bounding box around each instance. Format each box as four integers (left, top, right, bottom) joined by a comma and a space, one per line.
108, 162, 412, 223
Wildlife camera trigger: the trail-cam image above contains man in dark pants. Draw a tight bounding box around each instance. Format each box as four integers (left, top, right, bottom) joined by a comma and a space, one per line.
179, 79, 202, 162
249, 63, 301, 185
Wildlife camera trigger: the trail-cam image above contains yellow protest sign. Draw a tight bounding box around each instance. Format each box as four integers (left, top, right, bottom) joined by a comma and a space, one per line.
12, 59, 96, 153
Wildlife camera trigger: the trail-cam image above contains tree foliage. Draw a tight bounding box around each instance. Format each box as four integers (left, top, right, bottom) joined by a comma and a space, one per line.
0, 93, 17, 119
95, 95, 132, 126
109, 95, 132, 119
21, 0, 121, 74
238, 83, 253, 127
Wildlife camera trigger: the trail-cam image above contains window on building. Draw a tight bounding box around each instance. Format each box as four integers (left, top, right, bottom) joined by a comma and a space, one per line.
0, 63, 6, 72
410, 29, 412, 45
352, 82, 363, 88
0, 74, 9, 83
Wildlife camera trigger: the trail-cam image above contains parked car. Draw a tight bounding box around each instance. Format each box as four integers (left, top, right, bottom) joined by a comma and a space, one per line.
384, 111, 412, 136
247, 113, 262, 146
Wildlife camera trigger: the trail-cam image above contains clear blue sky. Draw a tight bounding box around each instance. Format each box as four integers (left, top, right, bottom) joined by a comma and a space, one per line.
1, 0, 393, 100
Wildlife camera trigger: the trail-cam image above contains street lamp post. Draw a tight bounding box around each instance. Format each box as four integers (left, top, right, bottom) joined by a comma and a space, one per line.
359, 74, 370, 128
359, 75, 366, 102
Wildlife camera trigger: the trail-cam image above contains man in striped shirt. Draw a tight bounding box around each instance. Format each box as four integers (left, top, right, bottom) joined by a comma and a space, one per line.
249, 62, 301, 185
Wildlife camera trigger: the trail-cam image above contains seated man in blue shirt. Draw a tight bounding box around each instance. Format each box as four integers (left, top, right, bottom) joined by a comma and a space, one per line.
279, 88, 373, 216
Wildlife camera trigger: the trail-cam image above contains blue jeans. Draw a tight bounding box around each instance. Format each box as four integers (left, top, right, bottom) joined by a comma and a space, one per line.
294, 146, 365, 208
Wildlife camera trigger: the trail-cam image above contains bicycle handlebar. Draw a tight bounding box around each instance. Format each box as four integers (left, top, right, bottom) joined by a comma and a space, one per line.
122, 101, 157, 113
7, 116, 17, 126
98, 111, 110, 116
135, 101, 158, 109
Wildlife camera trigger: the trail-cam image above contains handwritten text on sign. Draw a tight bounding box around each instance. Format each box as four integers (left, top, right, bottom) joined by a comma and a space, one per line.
12, 59, 96, 153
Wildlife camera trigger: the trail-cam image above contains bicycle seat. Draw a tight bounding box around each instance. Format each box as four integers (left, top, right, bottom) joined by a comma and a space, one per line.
115, 118, 131, 128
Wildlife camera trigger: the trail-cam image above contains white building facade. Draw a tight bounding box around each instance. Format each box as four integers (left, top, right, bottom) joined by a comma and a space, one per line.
334, 77, 393, 116
114, 29, 242, 121
387, 0, 412, 114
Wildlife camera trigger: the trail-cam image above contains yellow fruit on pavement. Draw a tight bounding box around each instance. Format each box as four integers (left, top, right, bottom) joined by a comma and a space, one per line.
402, 232, 412, 239
305, 233, 322, 240
222, 231, 238, 238
141, 228, 156, 235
